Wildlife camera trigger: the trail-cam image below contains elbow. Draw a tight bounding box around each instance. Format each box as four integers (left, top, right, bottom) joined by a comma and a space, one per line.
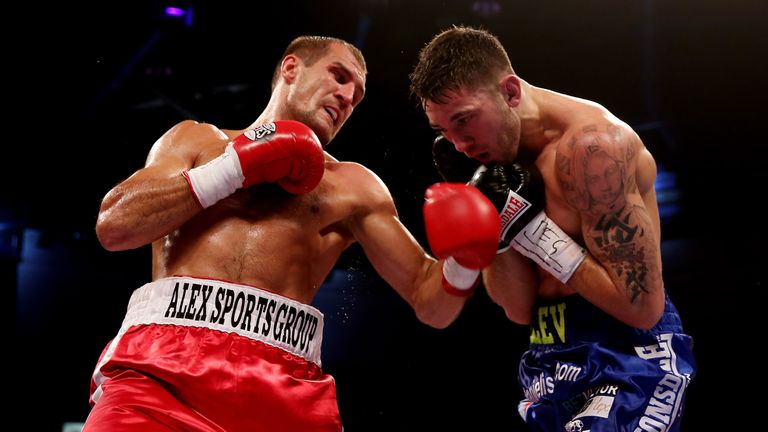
422, 318, 452, 330
485, 284, 532, 325
626, 296, 665, 330
414, 309, 452, 330
413, 302, 459, 330
504, 309, 531, 326
634, 305, 664, 330
631, 315, 662, 331
95, 190, 129, 251
95, 213, 131, 251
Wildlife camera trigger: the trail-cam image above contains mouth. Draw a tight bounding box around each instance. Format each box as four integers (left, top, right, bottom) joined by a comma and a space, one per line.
323, 106, 339, 125
471, 152, 490, 163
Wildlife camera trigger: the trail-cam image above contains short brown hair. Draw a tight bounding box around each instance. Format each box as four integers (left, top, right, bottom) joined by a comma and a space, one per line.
410, 26, 514, 105
271, 36, 367, 91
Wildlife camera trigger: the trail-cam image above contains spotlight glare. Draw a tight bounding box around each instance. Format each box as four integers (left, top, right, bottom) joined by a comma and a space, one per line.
165, 7, 185, 17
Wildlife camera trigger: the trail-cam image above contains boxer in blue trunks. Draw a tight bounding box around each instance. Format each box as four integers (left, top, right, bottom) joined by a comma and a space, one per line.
410, 26, 695, 430
519, 295, 694, 431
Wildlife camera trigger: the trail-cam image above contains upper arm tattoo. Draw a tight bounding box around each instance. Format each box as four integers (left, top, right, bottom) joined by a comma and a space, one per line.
592, 204, 653, 302
556, 125, 659, 302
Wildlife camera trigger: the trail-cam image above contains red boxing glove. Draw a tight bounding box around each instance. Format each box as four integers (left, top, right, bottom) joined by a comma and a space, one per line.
423, 183, 501, 295
230, 120, 324, 193
184, 120, 325, 208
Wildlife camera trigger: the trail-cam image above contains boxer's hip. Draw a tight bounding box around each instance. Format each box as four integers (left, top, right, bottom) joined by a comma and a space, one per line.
88, 277, 340, 430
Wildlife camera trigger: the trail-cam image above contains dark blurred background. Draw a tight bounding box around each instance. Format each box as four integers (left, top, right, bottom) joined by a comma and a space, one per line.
10, 0, 767, 430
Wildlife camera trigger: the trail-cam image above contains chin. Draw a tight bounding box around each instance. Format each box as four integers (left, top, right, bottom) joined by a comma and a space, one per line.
317, 122, 337, 146
313, 123, 333, 146
296, 117, 330, 145
318, 133, 333, 147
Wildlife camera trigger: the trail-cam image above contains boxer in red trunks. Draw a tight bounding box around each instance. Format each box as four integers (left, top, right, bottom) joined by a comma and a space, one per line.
86, 35, 502, 431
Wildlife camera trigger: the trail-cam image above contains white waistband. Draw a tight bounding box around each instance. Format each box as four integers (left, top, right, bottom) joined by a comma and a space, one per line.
120, 276, 324, 365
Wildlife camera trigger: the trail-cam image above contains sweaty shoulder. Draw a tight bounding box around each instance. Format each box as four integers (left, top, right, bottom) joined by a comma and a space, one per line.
327, 160, 397, 214
554, 114, 650, 211
146, 120, 229, 166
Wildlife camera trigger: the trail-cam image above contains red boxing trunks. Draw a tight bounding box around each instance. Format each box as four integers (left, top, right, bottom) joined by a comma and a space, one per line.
84, 276, 341, 432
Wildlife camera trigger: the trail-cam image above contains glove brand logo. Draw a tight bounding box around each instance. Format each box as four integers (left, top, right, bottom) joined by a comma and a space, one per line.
564, 419, 584, 432
500, 190, 532, 238
244, 123, 277, 141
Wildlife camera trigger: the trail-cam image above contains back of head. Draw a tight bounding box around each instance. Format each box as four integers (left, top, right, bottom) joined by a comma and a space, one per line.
271, 36, 367, 91
410, 26, 513, 105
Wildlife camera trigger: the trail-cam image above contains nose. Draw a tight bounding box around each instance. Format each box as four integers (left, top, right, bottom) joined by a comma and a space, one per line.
450, 135, 473, 154
335, 82, 355, 107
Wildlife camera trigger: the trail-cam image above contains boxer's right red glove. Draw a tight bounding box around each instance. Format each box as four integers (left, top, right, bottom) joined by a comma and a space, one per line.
184, 120, 325, 208
423, 183, 501, 296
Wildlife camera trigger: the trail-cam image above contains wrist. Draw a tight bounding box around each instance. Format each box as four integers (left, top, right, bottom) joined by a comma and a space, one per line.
511, 210, 587, 283
183, 145, 245, 209
442, 257, 480, 296
497, 240, 512, 254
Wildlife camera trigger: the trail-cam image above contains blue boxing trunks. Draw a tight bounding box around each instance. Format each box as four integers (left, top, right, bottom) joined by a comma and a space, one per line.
517, 294, 696, 432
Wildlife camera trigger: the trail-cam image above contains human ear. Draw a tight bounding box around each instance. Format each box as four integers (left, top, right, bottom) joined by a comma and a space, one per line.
500, 75, 521, 108
281, 55, 299, 84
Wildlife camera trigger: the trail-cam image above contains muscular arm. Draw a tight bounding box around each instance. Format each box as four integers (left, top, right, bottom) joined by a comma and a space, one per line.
96, 121, 225, 250
346, 168, 466, 329
555, 125, 664, 329
484, 250, 538, 324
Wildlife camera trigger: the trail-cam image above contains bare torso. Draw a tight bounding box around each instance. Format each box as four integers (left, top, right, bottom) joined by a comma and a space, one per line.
151, 128, 375, 304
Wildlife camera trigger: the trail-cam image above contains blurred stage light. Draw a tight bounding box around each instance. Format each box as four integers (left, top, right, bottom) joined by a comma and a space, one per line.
471, 0, 502, 18
159, 2, 194, 28
164, 7, 184, 17
655, 165, 681, 221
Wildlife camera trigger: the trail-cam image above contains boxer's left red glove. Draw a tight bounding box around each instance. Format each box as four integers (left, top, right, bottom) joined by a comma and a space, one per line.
423, 183, 501, 296
183, 120, 324, 208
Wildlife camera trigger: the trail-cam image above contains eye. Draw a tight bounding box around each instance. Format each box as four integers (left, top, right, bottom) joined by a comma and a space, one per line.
331, 68, 348, 84
456, 114, 471, 126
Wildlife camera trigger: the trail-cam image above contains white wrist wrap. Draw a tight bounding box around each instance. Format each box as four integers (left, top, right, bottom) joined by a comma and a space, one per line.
512, 210, 587, 283
442, 257, 480, 290
183, 144, 245, 208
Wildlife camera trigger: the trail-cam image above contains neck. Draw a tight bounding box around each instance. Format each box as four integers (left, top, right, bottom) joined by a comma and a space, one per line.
246, 86, 287, 130
517, 80, 565, 154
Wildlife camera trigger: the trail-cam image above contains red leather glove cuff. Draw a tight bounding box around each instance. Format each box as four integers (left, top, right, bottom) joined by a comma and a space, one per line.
442, 275, 479, 297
